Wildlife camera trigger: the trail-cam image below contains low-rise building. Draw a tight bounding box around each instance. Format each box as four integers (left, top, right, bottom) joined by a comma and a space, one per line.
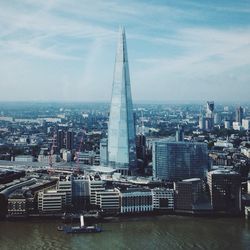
174, 178, 203, 211
14, 155, 34, 162
207, 170, 241, 213
96, 189, 120, 213
120, 188, 153, 214
152, 188, 174, 210
38, 190, 66, 213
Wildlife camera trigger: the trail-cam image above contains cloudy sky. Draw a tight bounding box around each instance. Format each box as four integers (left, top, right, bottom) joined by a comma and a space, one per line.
0, 0, 249, 103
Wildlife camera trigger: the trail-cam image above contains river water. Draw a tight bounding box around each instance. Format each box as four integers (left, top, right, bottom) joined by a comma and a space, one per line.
0, 215, 250, 250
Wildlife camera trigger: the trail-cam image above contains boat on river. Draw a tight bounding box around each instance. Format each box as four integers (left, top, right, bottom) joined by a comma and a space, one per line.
58, 215, 102, 234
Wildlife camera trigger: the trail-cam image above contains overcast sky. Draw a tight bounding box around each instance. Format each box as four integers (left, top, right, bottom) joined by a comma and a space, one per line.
0, 0, 249, 103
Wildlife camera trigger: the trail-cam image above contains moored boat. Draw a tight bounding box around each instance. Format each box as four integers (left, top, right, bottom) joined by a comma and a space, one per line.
58, 215, 102, 234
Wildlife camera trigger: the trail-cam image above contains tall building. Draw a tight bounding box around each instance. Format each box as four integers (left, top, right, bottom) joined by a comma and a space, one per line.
65, 130, 74, 150
153, 140, 208, 181
107, 27, 137, 175
236, 106, 243, 124
100, 138, 108, 166
176, 125, 184, 142
206, 101, 214, 118
205, 101, 214, 131
57, 129, 65, 152
207, 169, 241, 213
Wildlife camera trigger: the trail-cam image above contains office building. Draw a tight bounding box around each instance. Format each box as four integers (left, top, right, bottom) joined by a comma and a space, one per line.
108, 27, 137, 175
207, 170, 241, 213
66, 130, 74, 150
57, 178, 72, 205
89, 178, 105, 205
199, 116, 205, 130
95, 189, 120, 213
57, 129, 65, 152
38, 190, 66, 213
100, 138, 108, 166
206, 101, 214, 118
224, 121, 231, 129
120, 188, 153, 214
176, 125, 184, 142
71, 176, 90, 209
153, 140, 208, 181
205, 101, 214, 130
78, 151, 100, 165
236, 106, 243, 124
152, 188, 174, 210
242, 119, 250, 130
174, 178, 202, 211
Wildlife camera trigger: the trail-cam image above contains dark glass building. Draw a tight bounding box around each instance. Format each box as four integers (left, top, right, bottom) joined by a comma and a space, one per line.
153, 141, 208, 181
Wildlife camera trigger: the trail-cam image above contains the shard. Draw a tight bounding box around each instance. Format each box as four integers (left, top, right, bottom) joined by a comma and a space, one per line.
108, 27, 137, 175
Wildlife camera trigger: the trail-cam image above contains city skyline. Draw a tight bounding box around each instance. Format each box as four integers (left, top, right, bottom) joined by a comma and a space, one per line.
0, 0, 250, 102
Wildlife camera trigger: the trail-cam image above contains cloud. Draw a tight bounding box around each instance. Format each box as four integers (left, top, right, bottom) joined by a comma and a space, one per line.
0, 0, 249, 102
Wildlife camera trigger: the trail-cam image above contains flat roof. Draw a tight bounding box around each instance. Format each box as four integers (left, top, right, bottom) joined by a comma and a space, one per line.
182, 178, 201, 182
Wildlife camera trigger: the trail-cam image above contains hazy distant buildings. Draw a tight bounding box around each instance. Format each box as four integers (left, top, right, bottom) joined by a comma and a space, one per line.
57, 129, 65, 152
242, 119, 250, 130
107, 27, 137, 175
199, 101, 215, 131
206, 101, 214, 117
56, 129, 74, 152
153, 141, 208, 181
236, 106, 243, 125
176, 125, 184, 142
14, 155, 34, 162
224, 120, 231, 129
65, 130, 74, 150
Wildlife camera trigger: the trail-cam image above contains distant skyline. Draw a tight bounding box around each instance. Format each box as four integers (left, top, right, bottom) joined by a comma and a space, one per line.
0, 0, 250, 102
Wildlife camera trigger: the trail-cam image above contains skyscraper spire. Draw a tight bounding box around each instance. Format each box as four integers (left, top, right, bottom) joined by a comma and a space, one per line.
107, 27, 137, 175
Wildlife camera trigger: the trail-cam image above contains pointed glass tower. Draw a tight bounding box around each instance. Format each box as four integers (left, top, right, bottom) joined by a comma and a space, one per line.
108, 27, 137, 175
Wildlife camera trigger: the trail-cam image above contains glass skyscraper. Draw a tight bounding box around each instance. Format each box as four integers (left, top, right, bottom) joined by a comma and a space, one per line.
107, 27, 137, 175
153, 140, 208, 181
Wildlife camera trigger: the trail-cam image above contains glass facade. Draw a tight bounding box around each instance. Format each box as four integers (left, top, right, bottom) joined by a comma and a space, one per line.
153, 141, 208, 181
108, 27, 136, 172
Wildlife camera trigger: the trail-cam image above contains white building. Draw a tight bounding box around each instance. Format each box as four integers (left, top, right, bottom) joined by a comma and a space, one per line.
152, 188, 174, 210
88, 178, 105, 205
241, 147, 250, 158
96, 189, 120, 213
214, 140, 234, 148
120, 188, 153, 214
38, 190, 66, 213
57, 178, 72, 205
233, 122, 242, 131
62, 150, 72, 162
14, 155, 34, 162
242, 119, 250, 130
38, 154, 60, 164
224, 121, 231, 129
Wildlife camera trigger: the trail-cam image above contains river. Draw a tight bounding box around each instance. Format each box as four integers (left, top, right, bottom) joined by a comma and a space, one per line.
0, 215, 250, 250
